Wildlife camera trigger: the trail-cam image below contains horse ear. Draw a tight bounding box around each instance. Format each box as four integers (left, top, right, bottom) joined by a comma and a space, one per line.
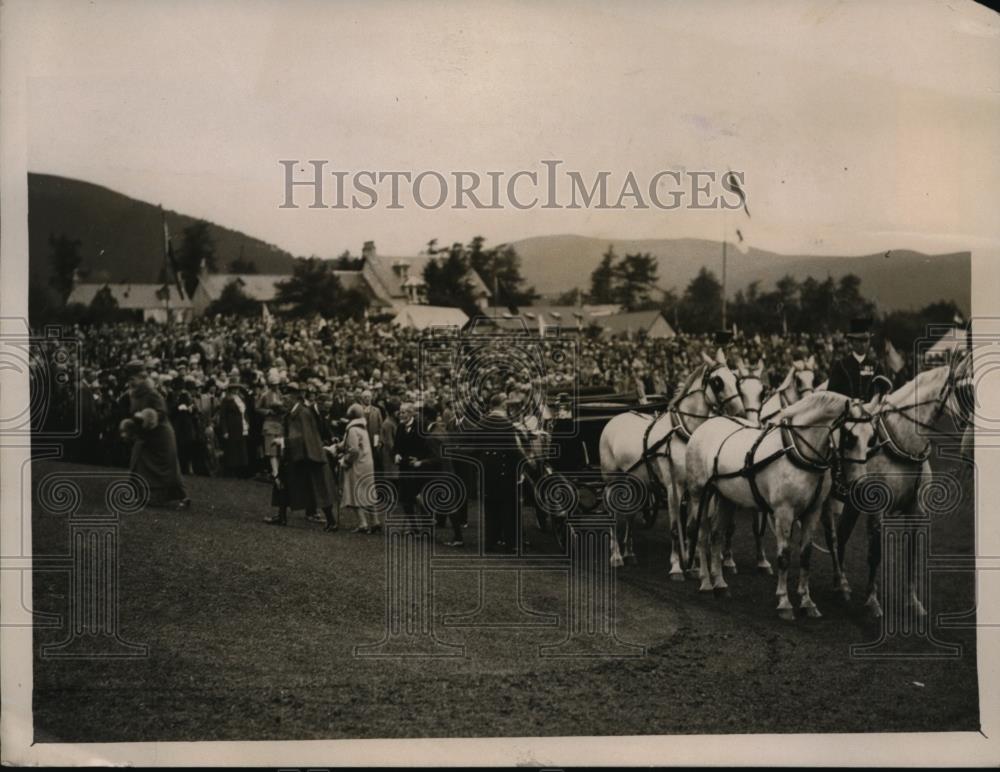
754, 359, 765, 377
807, 354, 816, 369
715, 348, 727, 366
736, 356, 748, 375
777, 368, 793, 392
792, 359, 804, 371
700, 350, 715, 366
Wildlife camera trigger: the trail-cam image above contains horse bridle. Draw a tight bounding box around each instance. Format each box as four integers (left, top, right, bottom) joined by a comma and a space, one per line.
736, 373, 764, 422
703, 363, 743, 411
870, 357, 963, 462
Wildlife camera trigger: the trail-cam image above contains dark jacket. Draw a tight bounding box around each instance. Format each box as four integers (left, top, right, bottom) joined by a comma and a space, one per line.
284, 401, 330, 464
827, 351, 890, 401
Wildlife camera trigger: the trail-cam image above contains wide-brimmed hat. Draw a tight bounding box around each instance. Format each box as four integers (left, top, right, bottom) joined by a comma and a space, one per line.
124, 359, 147, 376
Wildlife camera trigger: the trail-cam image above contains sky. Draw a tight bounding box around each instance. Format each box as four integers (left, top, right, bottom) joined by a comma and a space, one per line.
19, 0, 1000, 259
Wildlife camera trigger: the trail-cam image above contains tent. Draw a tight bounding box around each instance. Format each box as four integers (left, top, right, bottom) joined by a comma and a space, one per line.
391, 304, 469, 331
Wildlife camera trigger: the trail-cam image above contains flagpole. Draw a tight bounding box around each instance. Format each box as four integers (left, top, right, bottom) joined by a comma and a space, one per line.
159, 205, 171, 318
721, 238, 727, 330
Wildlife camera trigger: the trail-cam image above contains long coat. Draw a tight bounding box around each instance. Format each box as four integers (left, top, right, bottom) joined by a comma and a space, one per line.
284, 401, 336, 511
219, 395, 249, 469
340, 418, 375, 508
129, 380, 187, 502
379, 415, 398, 477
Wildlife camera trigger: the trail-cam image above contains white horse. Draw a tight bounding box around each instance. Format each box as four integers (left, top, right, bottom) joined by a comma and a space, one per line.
759, 356, 816, 424
826, 352, 970, 618
686, 391, 876, 618
599, 348, 747, 573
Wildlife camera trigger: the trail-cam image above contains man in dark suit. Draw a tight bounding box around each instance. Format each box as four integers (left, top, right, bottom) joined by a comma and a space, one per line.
828, 317, 893, 570
827, 318, 893, 401
476, 392, 522, 554
394, 402, 433, 529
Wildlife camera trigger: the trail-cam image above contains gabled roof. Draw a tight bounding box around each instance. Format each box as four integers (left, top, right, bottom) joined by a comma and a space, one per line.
364, 255, 491, 300
596, 310, 673, 336
67, 282, 191, 309
197, 273, 288, 302
391, 304, 469, 330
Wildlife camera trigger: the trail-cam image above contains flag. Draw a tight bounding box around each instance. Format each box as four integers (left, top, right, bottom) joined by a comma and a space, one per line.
262, 302, 273, 329
155, 284, 170, 302
732, 321, 738, 337
725, 170, 751, 218
954, 310, 966, 327
537, 312, 546, 337
884, 338, 905, 374
161, 208, 185, 299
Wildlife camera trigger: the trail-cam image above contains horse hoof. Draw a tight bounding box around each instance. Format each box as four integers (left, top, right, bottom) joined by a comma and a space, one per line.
669, 572, 685, 582
610, 556, 624, 568
713, 586, 730, 599
804, 605, 822, 619
777, 607, 795, 621
757, 565, 774, 576
865, 599, 883, 619
699, 583, 714, 593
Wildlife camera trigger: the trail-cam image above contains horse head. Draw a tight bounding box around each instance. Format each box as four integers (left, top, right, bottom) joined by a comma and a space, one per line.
734, 356, 766, 423
699, 348, 746, 418
792, 355, 816, 397
838, 396, 878, 472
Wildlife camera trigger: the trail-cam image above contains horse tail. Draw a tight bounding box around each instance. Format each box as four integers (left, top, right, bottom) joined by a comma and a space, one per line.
684, 481, 716, 572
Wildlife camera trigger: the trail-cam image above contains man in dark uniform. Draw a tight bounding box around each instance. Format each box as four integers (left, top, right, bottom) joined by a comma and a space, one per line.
477, 392, 522, 554
394, 402, 433, 530
827, 318, 892, 401
827, 317, 894, 573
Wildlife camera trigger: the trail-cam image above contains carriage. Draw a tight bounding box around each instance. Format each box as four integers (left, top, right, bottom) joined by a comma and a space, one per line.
519, 387, 670, 549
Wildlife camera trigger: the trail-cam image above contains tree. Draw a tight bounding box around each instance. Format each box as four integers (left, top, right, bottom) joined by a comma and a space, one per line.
333, 250, 363, 270
274, 257, 369, 319
206, 280, 261, 317
833, 273, 876, 328
229, 256, 258, 273
555, 287, 586, 306
178, 221, 217, 297
86, 286, 131, 324
48, 234, 84, 302
679, 267, 723, 334
798, 276, 836, 333
423, 236, 538, 309
423, 250, 479, 315
589, 245, 617, 304
613, 252, 659, 311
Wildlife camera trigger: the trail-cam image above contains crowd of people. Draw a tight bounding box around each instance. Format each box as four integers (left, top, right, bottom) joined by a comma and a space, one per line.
31, 314, 911, 548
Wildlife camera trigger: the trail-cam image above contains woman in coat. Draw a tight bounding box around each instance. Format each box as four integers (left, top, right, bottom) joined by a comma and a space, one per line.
340, 403, 379, 534
124, 360, 190, 508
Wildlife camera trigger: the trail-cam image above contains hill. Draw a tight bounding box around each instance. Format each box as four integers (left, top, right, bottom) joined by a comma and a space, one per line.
510, 234, 970, 314
28, 173, 299, 296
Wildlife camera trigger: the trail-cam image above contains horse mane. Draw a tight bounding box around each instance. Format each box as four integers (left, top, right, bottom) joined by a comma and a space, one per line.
772, 390, 848, 422
885, 365, 947, 409
669, 364, 704, 408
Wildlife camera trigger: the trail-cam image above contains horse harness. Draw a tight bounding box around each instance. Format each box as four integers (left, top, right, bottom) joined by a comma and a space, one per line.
703, 400, 855, 530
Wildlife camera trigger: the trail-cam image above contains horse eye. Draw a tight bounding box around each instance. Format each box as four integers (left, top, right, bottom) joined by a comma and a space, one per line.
710, 377, 724, 392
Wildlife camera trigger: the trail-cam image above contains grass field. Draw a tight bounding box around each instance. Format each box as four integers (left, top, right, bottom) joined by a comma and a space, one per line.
31, 452, 979, 742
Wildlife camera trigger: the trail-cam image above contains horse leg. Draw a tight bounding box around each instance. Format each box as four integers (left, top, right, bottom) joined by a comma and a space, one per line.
693, 487, 714, 593
797, 500, 824, 618
609, 513, 625, 568
773, 505, 795, 621
711, 500, 731, 597
722, 513, 738, 573
755, 510, 773, 575
823, 496, 851, 602
624, 515, 638, 565
666, 481, 685, 581
864, 510, 884, 618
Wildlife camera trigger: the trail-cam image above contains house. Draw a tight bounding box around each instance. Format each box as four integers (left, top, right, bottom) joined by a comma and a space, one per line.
190, 269, 381, 315
391, 304, 469, 331
595, 310, 675, 339
360, 243, 491, 311
67, 282, 192, 323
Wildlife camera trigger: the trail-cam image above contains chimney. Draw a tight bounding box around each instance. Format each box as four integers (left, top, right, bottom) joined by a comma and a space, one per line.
362, 241, 376, 261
